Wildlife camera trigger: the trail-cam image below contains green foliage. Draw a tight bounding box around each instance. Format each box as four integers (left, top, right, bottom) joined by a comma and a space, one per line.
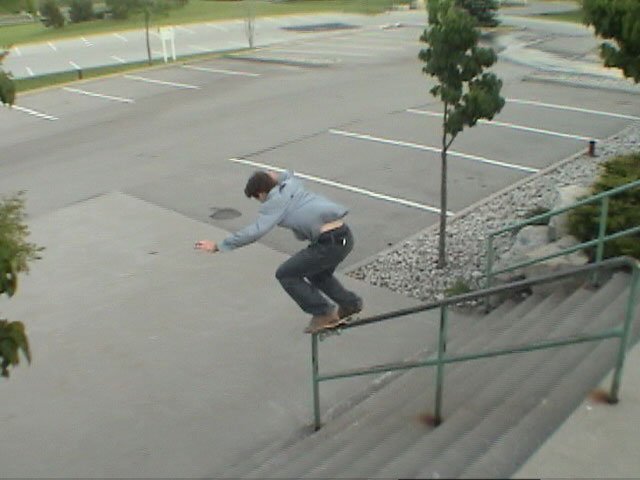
106, 0, 139, 18
40, 0, 66, 27
0, 192, 42, 379
582, 0, 640, 83
568, 153, 640, 260
445, 278, 472, 297
69, 0, 94, 22
0, 68, 16, 106
455, 0, 499, 27
0, 320, 30, 378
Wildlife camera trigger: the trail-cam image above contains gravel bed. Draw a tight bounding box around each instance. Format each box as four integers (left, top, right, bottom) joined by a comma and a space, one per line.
348, 121, 640, 303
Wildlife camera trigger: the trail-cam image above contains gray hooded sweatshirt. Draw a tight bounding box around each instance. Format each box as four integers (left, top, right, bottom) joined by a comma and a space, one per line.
219, 170, 348, 252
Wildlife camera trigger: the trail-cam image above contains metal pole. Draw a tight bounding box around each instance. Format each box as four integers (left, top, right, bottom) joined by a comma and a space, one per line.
609, 265, 639, 403
312, 334, 321, 430
593, 197, 609, 286
485, 235, 494, 312
434, 306, 448, 426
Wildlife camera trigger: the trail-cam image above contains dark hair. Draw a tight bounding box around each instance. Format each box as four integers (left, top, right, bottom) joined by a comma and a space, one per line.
244, 171, 277, 199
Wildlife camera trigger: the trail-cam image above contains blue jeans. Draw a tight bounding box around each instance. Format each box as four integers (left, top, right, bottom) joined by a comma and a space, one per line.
275, 225, 362, 316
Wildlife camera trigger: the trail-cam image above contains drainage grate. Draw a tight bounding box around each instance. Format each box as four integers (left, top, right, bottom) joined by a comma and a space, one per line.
210, 207, 241, 220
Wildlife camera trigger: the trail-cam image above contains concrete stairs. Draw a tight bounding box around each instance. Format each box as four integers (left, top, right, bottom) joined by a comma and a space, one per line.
219, 271, 639, 478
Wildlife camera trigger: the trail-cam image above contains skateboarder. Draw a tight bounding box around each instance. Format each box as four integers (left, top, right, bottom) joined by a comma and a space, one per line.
195, 170, 363, 333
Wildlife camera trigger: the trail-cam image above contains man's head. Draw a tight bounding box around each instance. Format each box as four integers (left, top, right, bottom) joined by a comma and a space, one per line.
244, 171, 278, 202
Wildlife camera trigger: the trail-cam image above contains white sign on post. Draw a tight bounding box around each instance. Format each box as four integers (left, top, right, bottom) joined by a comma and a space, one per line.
159, 26, 176, 63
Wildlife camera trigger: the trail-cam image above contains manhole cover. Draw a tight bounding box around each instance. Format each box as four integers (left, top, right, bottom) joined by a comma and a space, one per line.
282, 22, 358, 32
210, 207, 241, 220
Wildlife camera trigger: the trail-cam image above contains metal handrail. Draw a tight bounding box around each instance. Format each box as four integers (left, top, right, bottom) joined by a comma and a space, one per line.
310, 256, 639, 430
485, 179, 640, 291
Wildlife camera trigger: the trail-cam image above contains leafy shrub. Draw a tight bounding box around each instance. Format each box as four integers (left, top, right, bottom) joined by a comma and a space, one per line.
445, 278, 472, 297
568, 153, 640, 260
69, 0, 94, 22
40, 0, 65, 27
0, 192, 42, 378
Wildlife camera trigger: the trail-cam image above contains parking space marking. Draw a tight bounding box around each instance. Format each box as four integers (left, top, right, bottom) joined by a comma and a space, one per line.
69, 61, 81, 70
329, 129, 539, 173
112, 55, 126, 63
407, 109, 597, 142
26, 67, 34, 77
123, 74, 201, 89
268, 48, 374, 58
207, 23, 227, 31
114, 33, 128, 42
177, 26, 196, 34
13, 46, 21, 56
182, 65, 261, 77
189, 45, 210, 53
81, 36, 93, 47
508, 98, 640, 121
63, 87, 134, 103
228, 157, 452, 215
12, 105, 59, 121
48, 42, 57, 52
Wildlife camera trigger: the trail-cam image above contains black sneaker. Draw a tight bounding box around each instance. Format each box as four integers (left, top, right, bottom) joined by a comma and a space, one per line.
337, 300, 363, 319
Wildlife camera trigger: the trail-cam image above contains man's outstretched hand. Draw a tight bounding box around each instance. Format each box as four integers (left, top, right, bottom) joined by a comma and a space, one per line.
194, 240, 219, 253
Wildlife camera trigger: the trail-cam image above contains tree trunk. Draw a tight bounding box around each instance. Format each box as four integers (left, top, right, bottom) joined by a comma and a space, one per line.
145, 10, 152, 65
437, 104, 448, 269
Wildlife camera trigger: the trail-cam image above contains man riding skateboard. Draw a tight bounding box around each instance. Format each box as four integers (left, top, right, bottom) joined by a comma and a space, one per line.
195, 170, 363, 334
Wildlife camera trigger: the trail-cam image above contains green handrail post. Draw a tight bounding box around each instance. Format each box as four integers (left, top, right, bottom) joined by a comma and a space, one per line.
312, 333, 321, 430
434, 305, 448, 426
485, 235, 494, 312
609, 262, 640, 403
592, 196, 610, 286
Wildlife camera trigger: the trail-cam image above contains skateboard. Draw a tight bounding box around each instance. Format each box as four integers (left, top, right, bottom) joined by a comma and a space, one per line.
317, 314, 360, 341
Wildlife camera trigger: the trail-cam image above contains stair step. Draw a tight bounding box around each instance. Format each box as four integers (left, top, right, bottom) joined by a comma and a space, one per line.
375, 274, 630, 478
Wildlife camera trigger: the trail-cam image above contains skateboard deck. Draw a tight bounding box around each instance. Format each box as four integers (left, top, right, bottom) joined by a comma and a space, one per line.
317, 314, 360, 340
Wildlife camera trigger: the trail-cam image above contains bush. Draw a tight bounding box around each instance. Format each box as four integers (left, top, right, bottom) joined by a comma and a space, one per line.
69, 0, 94, 22
40, 0, 65, 27
106, 0, 138, 19
568, 153, 640, 260
455, 0, 499, 28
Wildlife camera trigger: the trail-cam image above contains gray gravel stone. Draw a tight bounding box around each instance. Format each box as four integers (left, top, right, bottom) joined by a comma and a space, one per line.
348, 122, 640, 303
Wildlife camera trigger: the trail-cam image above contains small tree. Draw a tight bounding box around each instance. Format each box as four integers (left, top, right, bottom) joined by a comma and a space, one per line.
244, 0, 255, 49
69, 0, 94, 23
420, 0, 504, 268
582, 0, 640, 83
0, 192, 43, 378
40, 0, 65, 28
0, 48, 16, 107
456, 0, 499, 27
139, 0, 169, 65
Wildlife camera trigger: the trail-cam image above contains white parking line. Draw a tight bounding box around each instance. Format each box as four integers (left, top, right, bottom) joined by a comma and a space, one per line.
177, 25, 196, 34
268, 48, 374, 58
182, 65, 261, 77
48, 42, 57, 52
81, 36, 93, 46
329, 129, 539, 174
11, 105, 59, 121
63, 87, 134, 103
13, 46, 21, 56
114, 33, 128, 42
188, 45, 210, 53
25, 67, 34, 77
124, 74, 200, 89
69, 61, 81, 70
111, 55, 126, 63
207, 23, 227, 31
407, 109, 597, 142
227, 157, 452, 215
508, 98, 640, 121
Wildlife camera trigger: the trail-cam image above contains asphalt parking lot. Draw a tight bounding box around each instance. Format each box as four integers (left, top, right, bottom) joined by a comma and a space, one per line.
2, 19, 638, 267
